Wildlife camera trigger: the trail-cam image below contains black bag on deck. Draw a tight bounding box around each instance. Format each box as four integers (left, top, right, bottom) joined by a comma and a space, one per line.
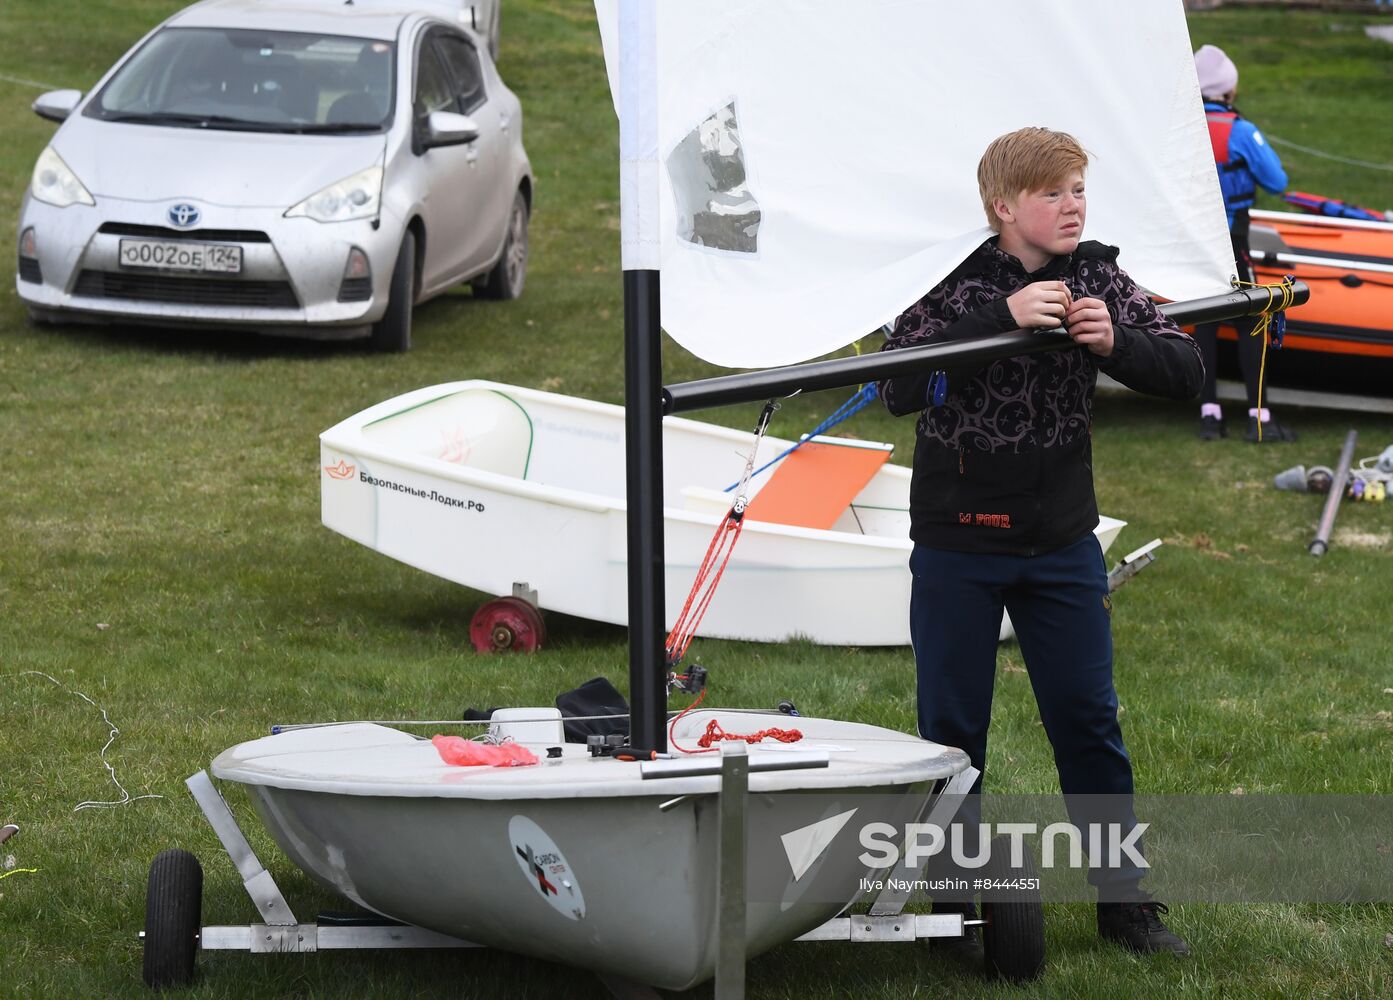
555, 676, 629, 743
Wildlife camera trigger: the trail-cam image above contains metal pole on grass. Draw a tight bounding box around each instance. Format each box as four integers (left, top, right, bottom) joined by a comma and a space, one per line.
715, 743, 748, 999
1310, 429, 1358, 557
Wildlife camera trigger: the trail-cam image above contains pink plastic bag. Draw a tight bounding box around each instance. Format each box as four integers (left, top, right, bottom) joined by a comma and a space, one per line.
432, 735, 538, 767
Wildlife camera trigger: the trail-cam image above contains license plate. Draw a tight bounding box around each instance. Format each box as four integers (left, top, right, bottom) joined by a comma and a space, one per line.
118, 238, 243, 274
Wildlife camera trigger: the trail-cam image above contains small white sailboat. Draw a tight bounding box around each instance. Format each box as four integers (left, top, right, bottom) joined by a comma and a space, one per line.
204, 713, 970, 990
320, 379, 1127, 647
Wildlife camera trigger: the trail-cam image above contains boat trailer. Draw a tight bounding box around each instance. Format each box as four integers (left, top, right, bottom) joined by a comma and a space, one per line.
145, 749, 999, 998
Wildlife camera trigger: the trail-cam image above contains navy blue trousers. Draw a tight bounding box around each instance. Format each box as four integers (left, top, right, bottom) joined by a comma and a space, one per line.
910, 533, 1145, 893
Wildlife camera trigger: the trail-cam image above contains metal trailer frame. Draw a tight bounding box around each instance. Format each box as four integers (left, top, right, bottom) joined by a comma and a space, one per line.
160, 749, 981, 999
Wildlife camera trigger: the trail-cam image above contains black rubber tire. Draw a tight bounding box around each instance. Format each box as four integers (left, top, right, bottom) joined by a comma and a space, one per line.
369, 230, 415, 353
478, 191, 528, 301
142, 848, 203, 990
979, 835, 1046, 982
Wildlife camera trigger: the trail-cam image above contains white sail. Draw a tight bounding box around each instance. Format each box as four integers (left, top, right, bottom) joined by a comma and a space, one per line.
596, 0, 1234, 369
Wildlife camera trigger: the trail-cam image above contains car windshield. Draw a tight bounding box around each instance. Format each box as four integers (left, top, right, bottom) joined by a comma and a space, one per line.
88, 27, 395, 133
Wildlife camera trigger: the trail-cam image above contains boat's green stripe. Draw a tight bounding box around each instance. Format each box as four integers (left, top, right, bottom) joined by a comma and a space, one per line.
363, 392, 459, 427
488, 390, 534, 480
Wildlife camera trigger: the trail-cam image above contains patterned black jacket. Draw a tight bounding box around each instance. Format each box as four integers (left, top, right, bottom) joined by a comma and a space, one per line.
879, 238, 1203, 556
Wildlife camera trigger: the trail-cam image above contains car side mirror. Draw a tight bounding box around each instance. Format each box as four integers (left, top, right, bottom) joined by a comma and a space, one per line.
424, 110, 479, 149
33, 89, 83, 123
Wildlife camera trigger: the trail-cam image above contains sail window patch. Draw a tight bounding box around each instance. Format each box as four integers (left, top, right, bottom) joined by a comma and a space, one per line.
666, 101, 761, 254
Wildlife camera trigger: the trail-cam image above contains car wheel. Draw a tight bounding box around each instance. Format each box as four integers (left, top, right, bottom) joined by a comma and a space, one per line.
479, 191, 528, 301
370, 230, 415, 353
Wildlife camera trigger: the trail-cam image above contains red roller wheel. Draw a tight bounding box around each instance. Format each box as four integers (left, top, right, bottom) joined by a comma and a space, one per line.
470, 596, 546, 653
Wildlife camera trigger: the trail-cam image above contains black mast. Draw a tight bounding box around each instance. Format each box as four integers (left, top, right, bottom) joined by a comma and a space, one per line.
624, 269, 668, 754
619, 1, 668, 755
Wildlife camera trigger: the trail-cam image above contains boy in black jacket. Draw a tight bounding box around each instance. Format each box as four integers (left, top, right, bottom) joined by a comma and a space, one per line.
880, 127, 1199, 956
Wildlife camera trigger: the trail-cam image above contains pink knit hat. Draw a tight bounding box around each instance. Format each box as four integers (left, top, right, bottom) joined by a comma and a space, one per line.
1194, 44, 1238, 100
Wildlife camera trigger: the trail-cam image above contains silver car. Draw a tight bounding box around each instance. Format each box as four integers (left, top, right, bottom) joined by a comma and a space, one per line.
15, 0, 532, 351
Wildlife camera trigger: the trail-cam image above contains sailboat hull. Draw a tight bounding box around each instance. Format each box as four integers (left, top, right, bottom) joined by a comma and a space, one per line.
212, 714, 970, 990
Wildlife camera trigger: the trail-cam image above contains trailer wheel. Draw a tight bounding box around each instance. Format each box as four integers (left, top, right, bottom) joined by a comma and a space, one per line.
470, 596, 545, 653
142, 848, 203, 989
980, 836, 1045, 982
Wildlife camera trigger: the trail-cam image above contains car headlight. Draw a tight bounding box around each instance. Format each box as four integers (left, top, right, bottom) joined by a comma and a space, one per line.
31, 146, 95, 208
285, 166, 383, 223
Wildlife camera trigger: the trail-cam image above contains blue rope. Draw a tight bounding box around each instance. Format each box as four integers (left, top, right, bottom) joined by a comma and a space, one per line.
724, 382, 880, 492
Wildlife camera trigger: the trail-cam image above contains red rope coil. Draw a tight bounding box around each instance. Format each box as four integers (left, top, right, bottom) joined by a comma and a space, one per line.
695, 719, 803, 749
668, 689, 804, 755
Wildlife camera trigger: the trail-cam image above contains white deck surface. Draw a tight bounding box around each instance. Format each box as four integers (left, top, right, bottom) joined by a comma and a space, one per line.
212, 713, 969, 799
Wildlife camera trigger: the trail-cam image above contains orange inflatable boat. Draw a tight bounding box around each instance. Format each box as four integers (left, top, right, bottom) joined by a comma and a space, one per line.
1240, 209, 1393, 358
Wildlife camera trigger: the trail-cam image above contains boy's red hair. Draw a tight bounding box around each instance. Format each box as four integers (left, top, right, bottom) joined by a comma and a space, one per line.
978, 128, 1090, 232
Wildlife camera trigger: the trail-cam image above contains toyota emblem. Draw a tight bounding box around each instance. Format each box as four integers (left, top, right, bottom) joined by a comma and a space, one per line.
167, 203, 200, 228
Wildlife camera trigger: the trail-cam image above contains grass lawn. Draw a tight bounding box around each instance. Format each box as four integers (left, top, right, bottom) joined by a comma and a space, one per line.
2, 2, 1391, 997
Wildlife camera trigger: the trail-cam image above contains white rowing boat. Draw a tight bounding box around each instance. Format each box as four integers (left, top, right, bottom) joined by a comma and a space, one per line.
319, 379, 1127, 646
